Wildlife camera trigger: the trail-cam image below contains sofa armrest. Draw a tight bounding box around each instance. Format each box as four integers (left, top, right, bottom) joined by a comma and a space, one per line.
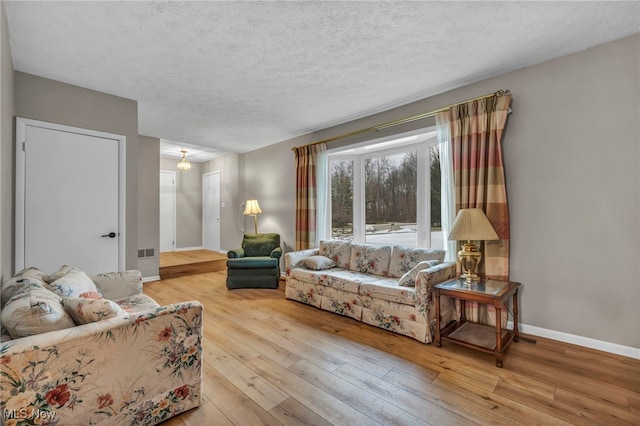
270, 246, 283, 259
284, 248, 319, 276
227, 248, 245, 258
416, 262, 456, 287
1, 301, 203, 425
91, 270, 142, 301
414, 262, 457, 310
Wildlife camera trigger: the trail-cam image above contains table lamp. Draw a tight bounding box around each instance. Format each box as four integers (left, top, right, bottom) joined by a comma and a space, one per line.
448, 208, 499, 282
243, 199, 262, 233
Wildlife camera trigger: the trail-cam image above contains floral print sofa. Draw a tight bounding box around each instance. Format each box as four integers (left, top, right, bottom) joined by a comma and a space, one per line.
285, 240, 457, 343
0, 266, 202, 425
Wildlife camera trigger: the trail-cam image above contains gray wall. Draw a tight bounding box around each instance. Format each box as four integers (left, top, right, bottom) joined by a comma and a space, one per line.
0, 2, 13, 281
498, 34, 638, 349
160, 158, 203, 249
242, 140, 298, 254
137, 135, 160, 277
203, 153, 243, 250
217, 34, 639, 349
13, 72, 139, 271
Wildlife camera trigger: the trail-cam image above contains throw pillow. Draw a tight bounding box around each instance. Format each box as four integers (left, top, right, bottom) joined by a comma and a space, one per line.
388, 246, 445, 278
16, 266, 48, 281
300, 255, 336, 270
1, 267, 47, 308
319, 240, 351, 269
1, 278, 75, 338
398, 260, 439, 287
44, 264, 79, 283
47, 269, 103, 298
91, 270, 143, 301
63, 297, 124, 324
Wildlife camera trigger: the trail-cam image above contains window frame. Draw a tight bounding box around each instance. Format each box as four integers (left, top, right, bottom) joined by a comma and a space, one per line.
325, 126, 440, 248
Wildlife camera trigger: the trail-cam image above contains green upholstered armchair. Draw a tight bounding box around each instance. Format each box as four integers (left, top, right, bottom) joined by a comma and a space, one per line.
226, 233, 282, 289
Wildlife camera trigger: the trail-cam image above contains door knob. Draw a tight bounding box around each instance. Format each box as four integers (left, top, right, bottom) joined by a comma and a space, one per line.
101, 232, 117, 238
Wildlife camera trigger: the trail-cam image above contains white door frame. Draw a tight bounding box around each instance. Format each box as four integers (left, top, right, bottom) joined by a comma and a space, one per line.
202, 171, 221, 251
15, 117, 126, 272
160, 170, 177, 252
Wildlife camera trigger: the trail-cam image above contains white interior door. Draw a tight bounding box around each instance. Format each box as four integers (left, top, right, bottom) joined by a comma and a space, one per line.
160, 170, 176, 252
202, 171, 221, 251
15, 118, 125, 275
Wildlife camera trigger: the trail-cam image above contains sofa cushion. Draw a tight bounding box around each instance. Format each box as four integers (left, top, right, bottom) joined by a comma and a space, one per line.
359, 277, 416, 305
300, 255, 336, 270
1, 278, 75, 338
47, 269, 103, 298
290, 268, 365, 293
388, 246, 446, 278
319, 240, 352, 269
349, 244, 392, 277
227, 256, 279, 269
63, 297, 125, 324
115, 293, 161, 314
1, 267, 48, 308
398, 260, 439, 287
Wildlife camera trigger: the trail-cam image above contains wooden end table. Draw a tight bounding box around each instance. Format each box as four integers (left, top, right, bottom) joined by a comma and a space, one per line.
434, 278, 521, 368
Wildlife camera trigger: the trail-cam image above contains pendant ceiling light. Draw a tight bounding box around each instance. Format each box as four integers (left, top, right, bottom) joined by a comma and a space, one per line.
177, 150, 191, 171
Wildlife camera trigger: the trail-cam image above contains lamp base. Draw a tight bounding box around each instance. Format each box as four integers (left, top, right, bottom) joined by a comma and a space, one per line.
459, 272, 481, 283
458, 241, 482, 283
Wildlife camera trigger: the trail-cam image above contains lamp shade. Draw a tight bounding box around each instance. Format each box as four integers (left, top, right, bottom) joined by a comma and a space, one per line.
448, 208, 499, 241
243, 199, 262, 215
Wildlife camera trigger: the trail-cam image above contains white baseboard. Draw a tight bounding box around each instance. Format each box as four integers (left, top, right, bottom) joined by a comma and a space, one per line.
509, 321, 640, 360
142, 276, 160, 283
175, 246, 203, 251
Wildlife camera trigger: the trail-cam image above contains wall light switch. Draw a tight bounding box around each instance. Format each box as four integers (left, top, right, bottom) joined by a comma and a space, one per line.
221, 202, 226, 208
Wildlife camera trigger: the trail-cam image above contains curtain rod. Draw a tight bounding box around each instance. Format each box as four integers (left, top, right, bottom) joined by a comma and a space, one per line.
291, 89, 510, 151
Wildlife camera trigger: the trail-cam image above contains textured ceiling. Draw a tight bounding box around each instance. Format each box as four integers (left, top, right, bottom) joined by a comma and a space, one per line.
159, 139, 221, 163
5, 1, 640, 155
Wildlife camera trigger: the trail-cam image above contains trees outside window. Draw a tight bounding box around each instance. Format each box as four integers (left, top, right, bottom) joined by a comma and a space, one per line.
328, 128, 442, 248
330, 160, 353, 240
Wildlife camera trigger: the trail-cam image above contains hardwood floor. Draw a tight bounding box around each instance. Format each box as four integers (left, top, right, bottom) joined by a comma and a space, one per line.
159, 250, 227, 279
144, 272, 640, 426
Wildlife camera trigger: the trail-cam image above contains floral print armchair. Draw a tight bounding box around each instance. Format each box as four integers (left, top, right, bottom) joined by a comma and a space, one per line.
0, 269, 203, 425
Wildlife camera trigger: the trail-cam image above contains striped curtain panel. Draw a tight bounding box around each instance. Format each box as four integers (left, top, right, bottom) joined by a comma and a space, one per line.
448, 93, 512, 324
293, 143, 327, 250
